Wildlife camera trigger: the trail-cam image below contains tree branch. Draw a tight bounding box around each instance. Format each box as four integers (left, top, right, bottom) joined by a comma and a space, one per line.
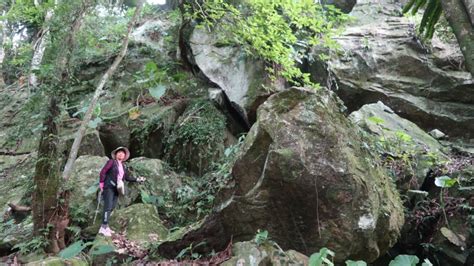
61, 1, 144, 181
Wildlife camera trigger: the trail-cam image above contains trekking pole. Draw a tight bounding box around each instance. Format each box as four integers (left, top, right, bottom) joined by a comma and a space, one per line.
93, 190, 102, 224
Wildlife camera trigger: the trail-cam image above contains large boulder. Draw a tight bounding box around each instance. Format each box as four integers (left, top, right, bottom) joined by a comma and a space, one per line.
159, 87, 404, 263
164, 100, 233, 175
349, 101, 449, 192
61, 129, 105, 157
190, 27, 283, 123
120, 157, 183, 207
109, 203, 168, 244
350, 101, 444, 153
313, 0, 474, 138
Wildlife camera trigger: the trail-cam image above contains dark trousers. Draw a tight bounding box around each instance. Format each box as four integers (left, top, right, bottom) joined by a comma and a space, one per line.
102, 188, 118, 225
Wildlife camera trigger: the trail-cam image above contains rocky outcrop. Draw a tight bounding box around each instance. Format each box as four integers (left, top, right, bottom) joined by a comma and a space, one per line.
350, 101, 444, 153
159, 87, 404, 263
313, 0, 474, 138
349, 101, 448, 193
190, 27, 283, 124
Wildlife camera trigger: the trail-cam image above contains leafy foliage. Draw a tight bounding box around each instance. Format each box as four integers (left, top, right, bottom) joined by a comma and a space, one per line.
307, 248, 431, 266
309, 247, 335, 266
12, 219, 49, 255
4, 0, 53, 27
434, 175, 457, 188
388, 254, 420, 266
402, 0, 442, 39
73, 6, 128, 65
186, 0, 347, 86
254, 229, 269, 245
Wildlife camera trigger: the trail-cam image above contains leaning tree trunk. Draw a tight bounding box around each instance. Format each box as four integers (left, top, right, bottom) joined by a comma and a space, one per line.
50, 0, 142, 251
62, 0, 144, 181
441, 0, 474, 77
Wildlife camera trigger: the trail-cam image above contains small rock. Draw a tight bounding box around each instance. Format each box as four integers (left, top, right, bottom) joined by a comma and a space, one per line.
429, 129, 446, 139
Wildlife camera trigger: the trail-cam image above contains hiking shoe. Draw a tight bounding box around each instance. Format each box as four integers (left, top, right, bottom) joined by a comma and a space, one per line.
99, 226, 111, 237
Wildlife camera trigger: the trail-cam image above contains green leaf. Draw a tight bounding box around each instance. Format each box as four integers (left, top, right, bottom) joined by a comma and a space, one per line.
434, 176, 457, 188
145, 61, 158, 74
421, 258, 433, 266
389, 255, 420, 266
90, 244, 115, 256
309, 248, 335, 266
395, 131, 412, 143
59, 241, 90, 259
93, 104, 101, 117
176, 246, 191, 259
149, 85, 166, 100
88, 117, 102, 129
254, 229, 269, 245
345, 260, 367, 266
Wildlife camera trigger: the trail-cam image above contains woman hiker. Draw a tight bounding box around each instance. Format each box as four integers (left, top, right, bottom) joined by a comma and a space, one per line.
98, 146, 145, 236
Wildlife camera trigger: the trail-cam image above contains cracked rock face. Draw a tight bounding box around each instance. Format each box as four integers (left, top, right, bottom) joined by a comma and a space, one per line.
312, 0, 474, 138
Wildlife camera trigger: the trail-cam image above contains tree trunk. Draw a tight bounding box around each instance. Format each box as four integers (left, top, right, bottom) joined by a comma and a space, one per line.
28, 9, 54, 89
31, 97, 61, 252
462, 0, 474, 25
0, 10, 6, 86
441, 0, 474, 77
62, 0, 144, 181
31, 0, 90, 253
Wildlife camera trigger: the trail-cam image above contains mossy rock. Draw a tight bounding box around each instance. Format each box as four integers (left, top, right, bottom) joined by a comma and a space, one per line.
0, 154, 36, 210
61, 128, 105, 157
68, 156, 109, 227
350, 101, 448, 193
128, 99, 188, 159
165, 100, 228, 175
25, 256, 88, 266
189, 26, 282, 124
123, 157, 183, 207
221, 241, 308, 266
0, 216, 33, 254
109, 203, 168, 244
88, 235, 120, 266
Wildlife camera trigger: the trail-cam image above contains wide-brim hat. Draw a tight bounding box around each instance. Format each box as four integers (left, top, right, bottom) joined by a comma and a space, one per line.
111, 146, 130, 161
